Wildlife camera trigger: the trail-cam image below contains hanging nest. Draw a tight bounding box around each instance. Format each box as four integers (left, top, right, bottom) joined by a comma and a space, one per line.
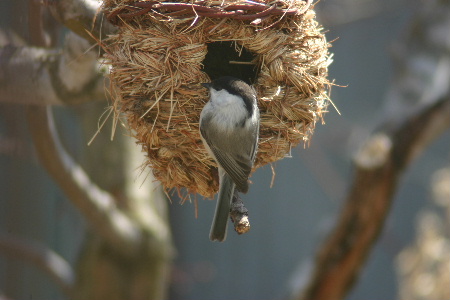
102, 0, 333, 198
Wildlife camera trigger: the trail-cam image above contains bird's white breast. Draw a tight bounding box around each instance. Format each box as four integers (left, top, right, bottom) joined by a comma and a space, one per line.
205, 89, 249, 133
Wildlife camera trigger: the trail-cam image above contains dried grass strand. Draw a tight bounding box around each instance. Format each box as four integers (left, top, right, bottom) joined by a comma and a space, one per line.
102, 0, 332, 198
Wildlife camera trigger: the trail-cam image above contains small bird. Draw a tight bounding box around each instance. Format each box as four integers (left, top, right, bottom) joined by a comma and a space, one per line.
199, 76, 260, 242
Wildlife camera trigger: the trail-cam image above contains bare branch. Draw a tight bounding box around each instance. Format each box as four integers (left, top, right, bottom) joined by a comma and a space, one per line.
26, 106, 145, 257
294, 1, 450, 299
0, 31, 106, 105
299, 97, 450, 300
0, 232, 74, 297
47, 0, 116, 42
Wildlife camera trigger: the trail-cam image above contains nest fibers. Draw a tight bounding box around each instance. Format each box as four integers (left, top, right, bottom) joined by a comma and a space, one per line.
102, 0, 333, 198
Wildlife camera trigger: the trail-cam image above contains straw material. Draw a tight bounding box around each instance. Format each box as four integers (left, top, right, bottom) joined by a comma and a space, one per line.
102, 0, 332, 198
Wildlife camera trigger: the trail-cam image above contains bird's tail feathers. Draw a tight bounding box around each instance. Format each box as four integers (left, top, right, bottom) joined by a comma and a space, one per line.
209, 173, 235, 242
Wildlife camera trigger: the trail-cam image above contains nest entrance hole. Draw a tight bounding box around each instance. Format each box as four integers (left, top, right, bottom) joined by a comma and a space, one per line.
202, 41, 258, 84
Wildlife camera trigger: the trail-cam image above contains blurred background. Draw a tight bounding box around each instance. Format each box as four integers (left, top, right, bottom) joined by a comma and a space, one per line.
1, 0, 449, 299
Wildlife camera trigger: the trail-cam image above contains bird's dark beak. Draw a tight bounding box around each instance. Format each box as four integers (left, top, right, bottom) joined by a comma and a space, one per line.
201, 82, 211, 89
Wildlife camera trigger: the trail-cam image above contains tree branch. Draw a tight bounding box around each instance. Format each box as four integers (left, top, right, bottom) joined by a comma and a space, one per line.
26, 106, 145, 257
0, 232, 74, 297
299, 97, 450, 300
294, 1, 450, 299
0, 30, 106, 105
46, 0, 116, 42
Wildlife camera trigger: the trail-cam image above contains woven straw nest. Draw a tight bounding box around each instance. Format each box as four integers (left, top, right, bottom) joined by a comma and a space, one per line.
102, 0, 332, 198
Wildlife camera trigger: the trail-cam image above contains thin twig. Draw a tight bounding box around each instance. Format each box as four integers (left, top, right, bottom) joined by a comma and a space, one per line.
229, 60, 255, 65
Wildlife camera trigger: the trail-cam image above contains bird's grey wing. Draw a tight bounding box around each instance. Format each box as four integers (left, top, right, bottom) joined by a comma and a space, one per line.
209, 145, 251, 193
200, 125, 252, 193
